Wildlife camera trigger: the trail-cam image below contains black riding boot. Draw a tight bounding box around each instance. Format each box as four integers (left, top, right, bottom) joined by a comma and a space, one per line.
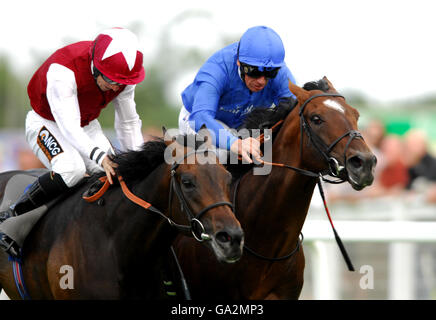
0, 171, 69, 257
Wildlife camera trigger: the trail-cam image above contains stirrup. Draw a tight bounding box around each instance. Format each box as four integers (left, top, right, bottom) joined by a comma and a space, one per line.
0, 233, 20, 258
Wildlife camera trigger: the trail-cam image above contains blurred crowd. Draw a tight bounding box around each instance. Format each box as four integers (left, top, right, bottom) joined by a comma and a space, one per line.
326, 119, 436, 204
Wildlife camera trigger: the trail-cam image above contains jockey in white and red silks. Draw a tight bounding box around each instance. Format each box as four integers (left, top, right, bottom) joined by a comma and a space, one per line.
0, 27, 145, 257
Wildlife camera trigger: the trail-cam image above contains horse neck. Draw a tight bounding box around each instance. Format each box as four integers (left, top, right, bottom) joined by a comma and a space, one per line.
236, 116, 318, 252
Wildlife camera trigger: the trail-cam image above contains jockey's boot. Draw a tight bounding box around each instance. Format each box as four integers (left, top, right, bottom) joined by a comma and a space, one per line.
0, 171, 69, 257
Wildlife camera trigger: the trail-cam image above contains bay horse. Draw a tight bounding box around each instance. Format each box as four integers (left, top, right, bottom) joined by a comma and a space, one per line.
173, 77, 377, 299
0, 130, 243, 299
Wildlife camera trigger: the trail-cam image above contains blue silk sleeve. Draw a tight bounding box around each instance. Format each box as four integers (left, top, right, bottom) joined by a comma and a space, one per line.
188, 81, 238, 150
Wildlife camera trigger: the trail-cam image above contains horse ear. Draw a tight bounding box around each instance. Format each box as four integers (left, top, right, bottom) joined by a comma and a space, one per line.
164, 136, 177, 147
322, 76, 339, 94
288, 80, 310, 103
162, 126, 178, 146
198, 124, 213, 148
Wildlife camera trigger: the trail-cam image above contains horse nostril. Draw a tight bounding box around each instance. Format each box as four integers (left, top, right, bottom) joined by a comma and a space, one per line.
348, 155, 363, 169
216, 231, 231, 244
347, 153, 377, 171
215, 229, 244, 246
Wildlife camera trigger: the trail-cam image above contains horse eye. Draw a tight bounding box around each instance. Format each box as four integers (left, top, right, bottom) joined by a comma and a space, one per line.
310, 115, 323, 125
181, 179, 195, 189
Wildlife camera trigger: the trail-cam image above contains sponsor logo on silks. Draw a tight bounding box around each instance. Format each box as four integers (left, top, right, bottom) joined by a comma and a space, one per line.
37, 126, 63, 161
219, 103, 276, 116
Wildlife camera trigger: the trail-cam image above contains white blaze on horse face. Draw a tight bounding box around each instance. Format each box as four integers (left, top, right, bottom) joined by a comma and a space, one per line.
324, 99, 345, 114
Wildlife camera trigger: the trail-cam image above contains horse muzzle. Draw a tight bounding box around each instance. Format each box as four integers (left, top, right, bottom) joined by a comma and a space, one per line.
209, 226, 244, 263
345, 151, 377, 190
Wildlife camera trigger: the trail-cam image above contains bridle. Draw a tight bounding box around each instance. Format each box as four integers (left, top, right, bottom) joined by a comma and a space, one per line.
118, 148, 234, 243
298, 93, 364, 180
167, 149, 234, 242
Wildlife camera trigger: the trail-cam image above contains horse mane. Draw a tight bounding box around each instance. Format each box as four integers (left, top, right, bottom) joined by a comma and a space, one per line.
302, 78, 330, 92
110, 138, 167, 185
110, 133, 204, 185
239, 97, 295, 131
240, 79, 330, 131
229, 96, 298, 180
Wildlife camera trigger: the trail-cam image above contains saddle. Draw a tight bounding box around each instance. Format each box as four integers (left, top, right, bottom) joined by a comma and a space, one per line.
0, 169, 49, 247
0, 171, 109, 251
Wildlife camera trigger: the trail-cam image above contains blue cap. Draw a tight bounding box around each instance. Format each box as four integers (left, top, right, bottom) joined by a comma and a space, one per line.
238, 26, 285, 68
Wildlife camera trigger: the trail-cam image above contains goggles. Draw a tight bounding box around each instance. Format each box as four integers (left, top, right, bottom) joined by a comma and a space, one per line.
101, 73, 122, 86
240, 62, 280, 79
92, 63, 122, 86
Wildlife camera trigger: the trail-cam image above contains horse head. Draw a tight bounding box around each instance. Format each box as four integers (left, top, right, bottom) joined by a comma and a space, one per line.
285, 77, 377, 190
164, 127, 244, 263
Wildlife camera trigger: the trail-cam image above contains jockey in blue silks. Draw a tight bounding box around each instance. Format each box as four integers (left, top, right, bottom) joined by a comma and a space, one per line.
179, 26, 297, 162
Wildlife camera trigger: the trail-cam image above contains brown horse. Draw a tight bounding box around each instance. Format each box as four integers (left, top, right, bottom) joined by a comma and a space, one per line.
173, 77, 377, 299
0, 130, 243, 299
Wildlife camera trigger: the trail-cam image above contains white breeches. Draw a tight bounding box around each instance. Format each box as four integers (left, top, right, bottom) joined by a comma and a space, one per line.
25, 110, 112, 187
178, 105, 197, 136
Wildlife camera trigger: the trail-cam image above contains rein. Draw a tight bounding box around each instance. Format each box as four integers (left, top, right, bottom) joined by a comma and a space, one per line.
235, 93, 360, 270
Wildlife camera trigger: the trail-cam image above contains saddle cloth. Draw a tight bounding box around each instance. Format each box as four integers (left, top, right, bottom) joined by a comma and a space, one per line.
0, 169, 49, 247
